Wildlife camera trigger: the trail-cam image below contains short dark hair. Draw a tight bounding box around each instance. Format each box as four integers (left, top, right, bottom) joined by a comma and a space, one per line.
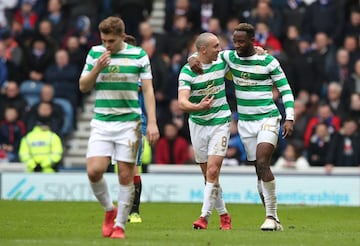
234, 23, 255, 38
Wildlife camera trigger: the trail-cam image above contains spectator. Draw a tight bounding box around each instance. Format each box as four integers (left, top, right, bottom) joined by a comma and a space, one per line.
21, 35, 53, 82
111, 0, 153, 40
326, 117, 360, 171
155, 122, 189, 164
0, 40, 21, 89
282, 25, 301, 59
313, 32, 337, 86
347, 93, 360, 124
273, 141, 310, 170
158, 98, 190, 141
19, 116, 63, 172
36, 19, 59, 54
42, 0, 68, 45
327, 48, 351, 86
195, 0, 231, 32
344, 5, 360, 37
164, 0, 199, 33
163, 14, 194, 57
288, 98, 311, 150
306, 122, 331, 166
303, 0, 345, 46
1, 27, 23, 67
325, 82, 347, 118
280, 0, 308, 39
62, 0, 99, 32
290, 36, 324, 97
246, 0, 283, 38
64, 35, 87, 74
61, 15, 100, 52
138, 20, 168, 112
27, 84, 71, 137
0, 105, 26, 162
342, 35, 360, 75
13, 0, 39, 32
255, 21, 282, 54
138, 20, 165, 58
223, 16, 240, 49
341, 59, 360, 110
43, 49, 78, 125
0, 80, 29, 121
303, 101, 341, 148
206, 17, 222, 35
26, 101, 63, 136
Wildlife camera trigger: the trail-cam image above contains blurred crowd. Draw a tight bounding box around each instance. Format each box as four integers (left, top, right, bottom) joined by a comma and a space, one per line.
0, 0, 359, 171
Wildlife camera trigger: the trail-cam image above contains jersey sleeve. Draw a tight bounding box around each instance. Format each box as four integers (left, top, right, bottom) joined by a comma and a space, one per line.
138, 49, 153, 80
178, 65, 192, 91
269, 56, 294, 121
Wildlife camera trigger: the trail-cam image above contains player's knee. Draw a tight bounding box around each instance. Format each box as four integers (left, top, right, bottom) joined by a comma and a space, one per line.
207, 165, 220, 180
87, 170, 103, 182
256, 162, 270, 177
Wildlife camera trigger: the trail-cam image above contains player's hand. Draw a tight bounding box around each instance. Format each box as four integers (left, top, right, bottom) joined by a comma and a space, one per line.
282, 120, 294, 138
254, 46, 267, 55
95, 50, 111, 71
189, 57, 203, 74
198, 95, 214, 110
146, 122, 160, 146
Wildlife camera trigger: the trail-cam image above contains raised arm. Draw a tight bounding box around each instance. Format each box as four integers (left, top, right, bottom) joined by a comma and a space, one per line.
79, 51, 111, 93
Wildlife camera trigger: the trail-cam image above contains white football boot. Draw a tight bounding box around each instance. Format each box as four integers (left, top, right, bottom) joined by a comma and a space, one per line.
260, 218, 284, 231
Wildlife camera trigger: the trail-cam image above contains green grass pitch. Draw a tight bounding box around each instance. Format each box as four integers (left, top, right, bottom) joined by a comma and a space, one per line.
0, 201, 359, 246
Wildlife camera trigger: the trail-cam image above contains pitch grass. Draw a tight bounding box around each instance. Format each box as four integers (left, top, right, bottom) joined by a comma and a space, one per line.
0, 201, 359, 246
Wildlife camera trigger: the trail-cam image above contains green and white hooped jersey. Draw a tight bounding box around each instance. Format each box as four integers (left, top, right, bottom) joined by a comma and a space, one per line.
81, 43, 152, 122
221, 51, 294, 121
178, 56, 232, 126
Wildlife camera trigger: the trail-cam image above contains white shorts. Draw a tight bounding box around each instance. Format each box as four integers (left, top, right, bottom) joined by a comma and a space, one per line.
189, 121, 230, 163
86, 119, 141, 163
237, 116, 280, 161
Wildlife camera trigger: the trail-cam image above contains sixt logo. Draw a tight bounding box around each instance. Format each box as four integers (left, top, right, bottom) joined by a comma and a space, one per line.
7, 178, 43, 200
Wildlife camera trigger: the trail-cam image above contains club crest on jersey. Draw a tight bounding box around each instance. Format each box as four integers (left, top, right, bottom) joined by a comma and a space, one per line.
108, 65, 120, 73
240, 71, 250, 80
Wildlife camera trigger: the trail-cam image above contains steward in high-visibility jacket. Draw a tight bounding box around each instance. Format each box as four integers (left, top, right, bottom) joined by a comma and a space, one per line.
19, 124, 63, 173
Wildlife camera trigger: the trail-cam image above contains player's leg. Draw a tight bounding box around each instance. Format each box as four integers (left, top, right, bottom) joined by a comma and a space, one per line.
110, 121, 139, 239
86, 127, 117, 237
129, 165, 142, 223
111, 161, 135, 238
87, 156, 117, 237
256, 117, 283, 231
199, 163, 207, 184
190, 122, 211, 229
208, 123, 231, 230
87, 156, 114, 210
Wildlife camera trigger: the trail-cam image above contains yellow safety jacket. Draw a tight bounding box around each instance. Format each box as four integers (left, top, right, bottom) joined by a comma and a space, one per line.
19, 126, 63, 173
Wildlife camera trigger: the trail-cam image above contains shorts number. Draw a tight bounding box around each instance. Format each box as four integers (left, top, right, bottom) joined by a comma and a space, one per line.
221, 136, 227, 147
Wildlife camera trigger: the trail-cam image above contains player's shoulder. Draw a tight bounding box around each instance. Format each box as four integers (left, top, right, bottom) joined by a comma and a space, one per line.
87, 45, 106, 57
179, 63, 192, 74
123, 44, 147, 56
257, 53, 279, 64
91, 45, 106, 53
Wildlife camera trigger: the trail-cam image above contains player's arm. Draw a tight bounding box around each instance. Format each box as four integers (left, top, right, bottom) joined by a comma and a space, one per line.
79, 50, 111, 93
178, 89, 214, 113
270, 59, 295, 138
141, 78, 159, 145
